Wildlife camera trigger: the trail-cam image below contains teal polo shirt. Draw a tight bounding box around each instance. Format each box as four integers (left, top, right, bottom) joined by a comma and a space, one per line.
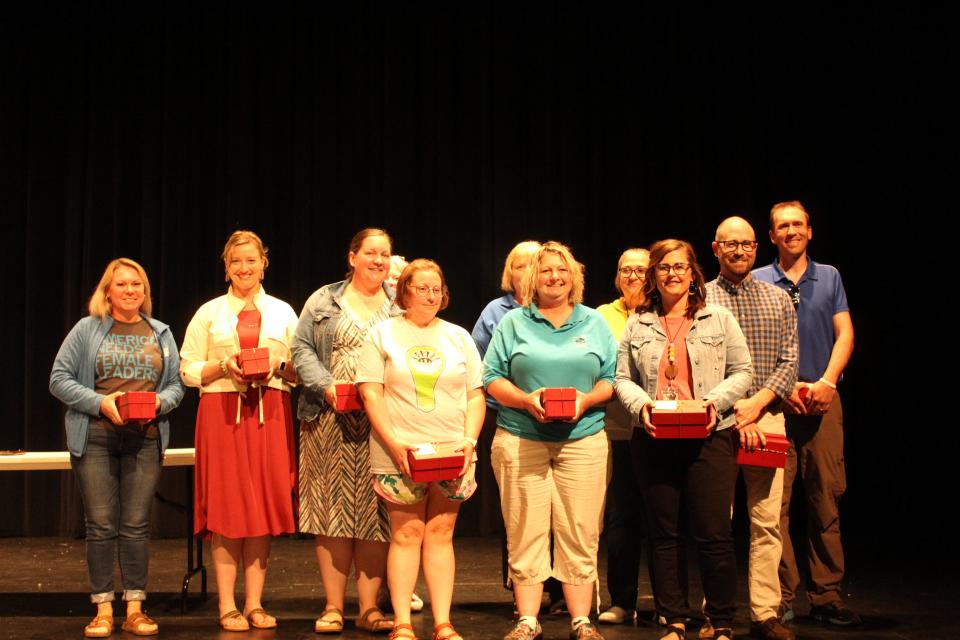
482, 303, 617, 442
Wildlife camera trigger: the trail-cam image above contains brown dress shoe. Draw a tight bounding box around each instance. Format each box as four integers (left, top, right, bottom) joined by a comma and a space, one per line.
749, 618, 795, 640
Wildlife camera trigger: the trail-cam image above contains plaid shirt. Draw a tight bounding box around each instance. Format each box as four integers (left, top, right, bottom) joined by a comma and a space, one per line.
705, 274, 798, 401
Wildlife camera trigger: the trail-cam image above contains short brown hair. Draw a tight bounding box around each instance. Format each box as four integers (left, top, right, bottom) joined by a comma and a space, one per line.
519, 241, 585, 307
88, 258, 153, 320
769, 200, 810, 229
221, 230, 269, 282
346, 228, 393, 279
638, 239, 707, 319
395, 258, 450, 311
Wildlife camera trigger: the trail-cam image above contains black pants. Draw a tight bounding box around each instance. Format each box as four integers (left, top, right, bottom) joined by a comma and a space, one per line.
634, 428, 739, 628
604, 439, 648, 610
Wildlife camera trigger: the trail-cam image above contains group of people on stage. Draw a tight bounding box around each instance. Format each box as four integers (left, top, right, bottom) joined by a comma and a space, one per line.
50, 200, 856, 640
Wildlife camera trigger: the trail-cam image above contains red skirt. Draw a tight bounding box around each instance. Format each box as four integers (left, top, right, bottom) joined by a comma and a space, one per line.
194, 388, 297, 538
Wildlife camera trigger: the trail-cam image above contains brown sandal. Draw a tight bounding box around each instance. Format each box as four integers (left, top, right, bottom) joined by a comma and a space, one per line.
84, 614, 114, 638
316, 606, 345, 634
219, 609, 249, 632
389, 622, 418, 640
246, 607, 277, 629
121, 611, 158, 636
432, 622, 463, 640
357, 607, 394, 633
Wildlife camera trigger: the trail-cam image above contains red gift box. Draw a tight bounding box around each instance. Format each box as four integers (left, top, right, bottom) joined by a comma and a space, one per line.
650, 400, 709, 439
542, 387, 577, 420
737, 432, 789, 468
116, 391, 156, 424
334, 383, 363, 412
407, 442, 465, 482
238, 347, 271, 380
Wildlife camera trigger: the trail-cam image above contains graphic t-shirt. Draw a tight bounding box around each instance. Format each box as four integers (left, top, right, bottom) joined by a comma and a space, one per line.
95, 318, 162, 432
356, 316, 483, 474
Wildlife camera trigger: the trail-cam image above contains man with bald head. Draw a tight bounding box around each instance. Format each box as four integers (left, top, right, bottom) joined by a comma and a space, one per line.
704, 216, 798, 640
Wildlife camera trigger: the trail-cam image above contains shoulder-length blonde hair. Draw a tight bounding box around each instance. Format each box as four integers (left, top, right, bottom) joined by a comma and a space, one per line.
395, 258, 450, 311
88, 258, 153, 320
500, 240, 541, 292
519, 241, 585, 307
638, 239, 707, 319
221, 230, 269, 282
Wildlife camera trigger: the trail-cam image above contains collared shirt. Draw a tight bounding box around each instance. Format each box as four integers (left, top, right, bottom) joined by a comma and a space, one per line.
706, 273, 798, 402
752, 259, 849, 382
483, 303, 617, 442
180, 286, 298, 394
472, 294, 521, 410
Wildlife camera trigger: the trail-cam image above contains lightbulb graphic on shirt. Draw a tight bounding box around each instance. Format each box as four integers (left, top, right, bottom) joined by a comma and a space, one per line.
406, 346, 445, 412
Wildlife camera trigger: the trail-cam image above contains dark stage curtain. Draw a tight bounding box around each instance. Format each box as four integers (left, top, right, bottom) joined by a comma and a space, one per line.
0, 3, 942, 541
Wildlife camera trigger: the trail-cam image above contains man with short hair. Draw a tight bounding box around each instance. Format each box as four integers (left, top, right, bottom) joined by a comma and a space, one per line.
705, 216, 798, 640
753, 201, 859, 627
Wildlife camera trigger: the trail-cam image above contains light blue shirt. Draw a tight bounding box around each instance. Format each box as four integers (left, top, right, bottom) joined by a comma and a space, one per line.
483, 303, 616, 442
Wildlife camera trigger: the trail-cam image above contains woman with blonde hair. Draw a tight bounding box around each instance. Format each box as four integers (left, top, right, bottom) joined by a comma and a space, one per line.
484, 241, 618, 640
50, 258, 184, 637
180, 230, 299, 631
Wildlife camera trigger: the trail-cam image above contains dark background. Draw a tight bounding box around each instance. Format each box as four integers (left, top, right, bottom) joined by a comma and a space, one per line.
0, 2, 944, 548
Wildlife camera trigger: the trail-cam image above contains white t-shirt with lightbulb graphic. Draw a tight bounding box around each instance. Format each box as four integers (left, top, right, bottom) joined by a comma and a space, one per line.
357, 315, 483, 475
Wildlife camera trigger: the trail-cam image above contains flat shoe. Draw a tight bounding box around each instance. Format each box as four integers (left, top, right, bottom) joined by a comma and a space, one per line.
121, 611, 158, 636
357, 607, 394, 633
432, 622, 463, 640
246, 607, 277, 629
219, 609, 250, 632
316, 606, 345, 634
84, 614, 114, 638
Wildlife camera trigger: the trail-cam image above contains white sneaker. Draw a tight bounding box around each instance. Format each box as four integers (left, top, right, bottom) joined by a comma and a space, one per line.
410, 592, 424, 612
598, 606, 636, 624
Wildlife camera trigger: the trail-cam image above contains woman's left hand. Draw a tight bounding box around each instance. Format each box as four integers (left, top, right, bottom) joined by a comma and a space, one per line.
564, 390, 587, 423
704, 402, 718, 434
455, 439, 476, 477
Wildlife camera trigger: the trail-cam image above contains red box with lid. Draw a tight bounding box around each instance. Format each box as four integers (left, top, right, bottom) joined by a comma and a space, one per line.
407, 442, 465, 482
737, 433, 789, 468
334, 383, 363, 412
650, 400, 709, 439
116, 391, 156, 424
238, 347, 271, 380
543, 387, 577, 421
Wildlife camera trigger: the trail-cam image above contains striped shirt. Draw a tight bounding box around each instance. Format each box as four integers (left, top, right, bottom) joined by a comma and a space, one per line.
705, 274, 798, 401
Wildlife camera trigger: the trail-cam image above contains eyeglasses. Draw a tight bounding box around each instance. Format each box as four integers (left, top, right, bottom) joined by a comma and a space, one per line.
788, 284, 800, 309
655, 262, 691, 276
618, 267, 647, 278
716, 240, 758, 253
408, 284, 443, 297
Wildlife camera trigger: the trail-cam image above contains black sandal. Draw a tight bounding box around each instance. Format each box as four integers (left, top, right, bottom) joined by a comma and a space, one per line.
661, 624, 686, 640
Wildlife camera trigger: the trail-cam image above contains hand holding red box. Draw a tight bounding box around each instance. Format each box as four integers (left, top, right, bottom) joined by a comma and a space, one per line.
649, 399, 710, 439
737, 432, 789, 468
116, 391, 157, 424
334, 383, 363, 412
542, 387, 577, 421
407, 442, 465, 482
238, 347, 271, 380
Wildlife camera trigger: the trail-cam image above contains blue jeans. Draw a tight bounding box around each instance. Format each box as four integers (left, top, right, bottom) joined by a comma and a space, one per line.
71, 423, 162, 603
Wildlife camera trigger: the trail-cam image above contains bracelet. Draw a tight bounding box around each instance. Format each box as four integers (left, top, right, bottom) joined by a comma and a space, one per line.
462, 436, 478, 447
219, 358, 228, 376
818, 377, 837, 390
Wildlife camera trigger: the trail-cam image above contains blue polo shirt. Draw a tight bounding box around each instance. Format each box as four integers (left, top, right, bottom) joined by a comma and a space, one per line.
753, 259, 849, 383
482, 303, 617, 442
472, 294, 520, 410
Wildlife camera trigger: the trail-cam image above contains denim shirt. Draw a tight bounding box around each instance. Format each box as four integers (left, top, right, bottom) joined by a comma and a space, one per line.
614, 304, 752, 431
292, 279, 401, 422
50, 315, 185, 456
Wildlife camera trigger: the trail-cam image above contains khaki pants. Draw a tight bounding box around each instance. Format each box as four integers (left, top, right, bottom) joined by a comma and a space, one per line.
491, 429, 610, 586
742, 412, 786, 621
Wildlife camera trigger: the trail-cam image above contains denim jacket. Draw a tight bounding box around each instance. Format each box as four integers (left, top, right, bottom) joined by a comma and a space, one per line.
614, 304, 752, 431
50, 315, 185, 456
292, 280, 401, 422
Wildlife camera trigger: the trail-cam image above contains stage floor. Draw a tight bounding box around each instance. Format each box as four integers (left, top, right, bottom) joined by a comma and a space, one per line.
0, 535, 952, 639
